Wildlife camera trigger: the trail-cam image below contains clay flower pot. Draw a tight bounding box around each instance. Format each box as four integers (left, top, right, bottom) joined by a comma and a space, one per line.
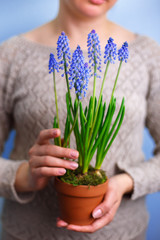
55, 177, 108, 226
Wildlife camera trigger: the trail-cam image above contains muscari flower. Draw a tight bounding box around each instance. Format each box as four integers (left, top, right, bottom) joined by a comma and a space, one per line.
118, 41, 129, 63
48, 53, 59, 74
57, 31, 71, 76
87, 29, 102, 78
69, 45, 89, 99
104, 37, 117, 64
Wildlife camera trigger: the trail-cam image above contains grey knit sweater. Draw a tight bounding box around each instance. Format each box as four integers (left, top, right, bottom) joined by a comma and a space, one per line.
0, 35, 160, 240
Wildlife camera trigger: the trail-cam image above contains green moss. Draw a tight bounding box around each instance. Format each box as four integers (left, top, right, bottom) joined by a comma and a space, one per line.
59, 165, 107, 186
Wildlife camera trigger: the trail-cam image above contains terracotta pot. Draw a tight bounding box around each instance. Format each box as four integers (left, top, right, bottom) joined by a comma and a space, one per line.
54, 177, 108, 225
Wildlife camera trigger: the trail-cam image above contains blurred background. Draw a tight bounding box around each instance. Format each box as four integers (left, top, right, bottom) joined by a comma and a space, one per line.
0, 0, 160, 239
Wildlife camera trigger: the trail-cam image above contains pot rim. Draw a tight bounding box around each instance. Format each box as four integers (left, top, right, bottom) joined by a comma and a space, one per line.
54, 177, 108, 197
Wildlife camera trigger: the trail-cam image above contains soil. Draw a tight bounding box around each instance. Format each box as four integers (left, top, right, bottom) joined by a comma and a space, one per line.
59, 165, 107, 186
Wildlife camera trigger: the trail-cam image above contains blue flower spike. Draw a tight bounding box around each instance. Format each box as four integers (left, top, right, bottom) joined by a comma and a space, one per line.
104, 37, 117, 64
69, 45, 89, 99
57, 31, 71, 76
48, 53, 59, 74
118, 41, 129, 63
87, 29, 102, 78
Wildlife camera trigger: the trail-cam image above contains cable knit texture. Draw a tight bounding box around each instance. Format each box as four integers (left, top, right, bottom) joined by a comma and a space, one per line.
0, 35, 160, 240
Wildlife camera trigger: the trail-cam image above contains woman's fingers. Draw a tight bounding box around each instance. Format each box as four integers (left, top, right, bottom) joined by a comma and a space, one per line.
27, 128, 80, 190
29, 156, 79, 170
30, 144, 79, 160
36, 128, 61, 145
91, 202, 119, 231
92, 188, 118, 219
57, 218, 68, 227
32, 166, 67, 177
57, 202, 119, 233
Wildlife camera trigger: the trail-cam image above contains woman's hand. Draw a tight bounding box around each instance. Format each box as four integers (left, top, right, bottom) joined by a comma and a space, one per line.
15, 128, 79, 192
57, 173, 133, 233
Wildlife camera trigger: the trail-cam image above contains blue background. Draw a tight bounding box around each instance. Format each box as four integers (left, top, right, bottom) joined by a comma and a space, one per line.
0, 0, 160, 239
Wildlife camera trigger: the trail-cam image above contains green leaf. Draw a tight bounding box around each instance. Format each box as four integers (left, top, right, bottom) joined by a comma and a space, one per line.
66, 93, 73, 124
95, 97, 116, 164
69, 99, 84, 165
90, 97, 116, 161
87, 97, 103, 161
99, 101, 106, 134
64, 115, 70, 147
84, 106, 88, 117
103, 104, 125, 158
100, 97, 116, 149
83, 96, 93, 171
53, 116, 59, 146
74, 98, 78, 117
89, 106, 104, 165
86, 96, 93, 123
53, 116, 57, 129
80, 102, 85, 141
104, 97, 125, 148
96, 99, 125, 169
94, 97, 97, 116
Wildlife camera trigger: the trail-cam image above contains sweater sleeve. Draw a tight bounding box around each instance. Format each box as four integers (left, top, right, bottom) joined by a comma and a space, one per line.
0, 38, 35, 204
117, 37, 160, 200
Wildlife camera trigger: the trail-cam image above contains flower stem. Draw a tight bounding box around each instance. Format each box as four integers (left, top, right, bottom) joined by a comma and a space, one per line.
63, 98, 79, 148
88, 61, 110, 145
91, 62, 97, 126
110, 60, 122, 102
53, 71, 61, 146
64, 56, 74, 113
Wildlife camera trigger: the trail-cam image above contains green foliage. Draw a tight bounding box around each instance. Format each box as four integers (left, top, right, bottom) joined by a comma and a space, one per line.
53, 61, 125, 174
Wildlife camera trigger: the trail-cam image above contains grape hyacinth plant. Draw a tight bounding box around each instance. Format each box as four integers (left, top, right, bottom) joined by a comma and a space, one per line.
49, 30, 129, 185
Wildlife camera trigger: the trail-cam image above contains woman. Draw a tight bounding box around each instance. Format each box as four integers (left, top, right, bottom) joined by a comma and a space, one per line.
0, 0, 160, 239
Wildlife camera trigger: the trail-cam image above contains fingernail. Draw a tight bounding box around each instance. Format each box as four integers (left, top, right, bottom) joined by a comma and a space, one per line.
70, 162, 78, 169
53, 129, 58, 136
59, 169, 66, 175
70, 151, 78, 158
92, 209, 102, 219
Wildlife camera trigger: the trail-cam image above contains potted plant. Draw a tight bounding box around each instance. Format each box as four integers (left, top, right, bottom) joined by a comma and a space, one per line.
48, 30, 129, 225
